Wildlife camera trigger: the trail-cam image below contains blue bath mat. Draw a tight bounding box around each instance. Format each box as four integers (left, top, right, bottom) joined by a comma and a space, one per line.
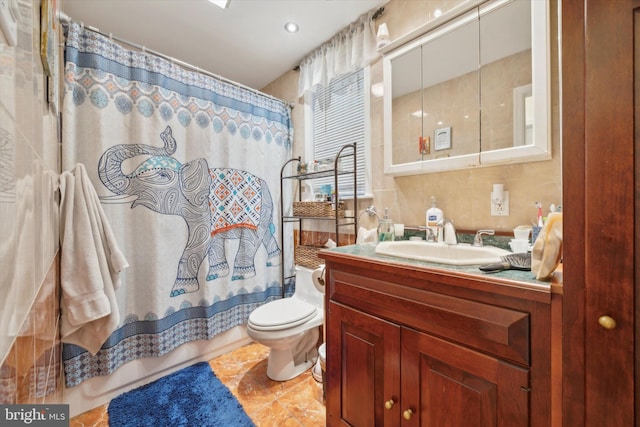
108, 361, 255, 427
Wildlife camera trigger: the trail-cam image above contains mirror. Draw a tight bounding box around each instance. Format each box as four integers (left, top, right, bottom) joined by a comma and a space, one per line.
383, 0, 550, 175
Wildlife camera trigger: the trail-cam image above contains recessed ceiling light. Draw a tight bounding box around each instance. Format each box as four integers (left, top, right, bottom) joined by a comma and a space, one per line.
208, 0, 230, 9
284, 22, 299, 33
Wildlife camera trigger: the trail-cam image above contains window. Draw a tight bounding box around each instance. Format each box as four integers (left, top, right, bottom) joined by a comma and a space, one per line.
305, 67, 371, 198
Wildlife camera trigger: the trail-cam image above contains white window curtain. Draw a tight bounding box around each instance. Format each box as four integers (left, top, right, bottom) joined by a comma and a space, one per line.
297, 9, 379, 99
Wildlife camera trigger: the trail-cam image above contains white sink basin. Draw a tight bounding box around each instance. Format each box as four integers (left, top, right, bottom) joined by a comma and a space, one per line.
374, 241, 511, 265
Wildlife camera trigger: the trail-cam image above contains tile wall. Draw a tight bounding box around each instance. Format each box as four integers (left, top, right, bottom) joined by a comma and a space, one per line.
262, 0, 562, 234
0, 0, 62, 404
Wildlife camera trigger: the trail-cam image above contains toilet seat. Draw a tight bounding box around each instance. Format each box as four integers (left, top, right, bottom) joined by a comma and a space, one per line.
248, 299, 317, 331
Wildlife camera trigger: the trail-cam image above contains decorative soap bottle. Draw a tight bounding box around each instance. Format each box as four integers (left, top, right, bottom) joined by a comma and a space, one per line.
378, 208, 395, 242
426, 196, 444, 242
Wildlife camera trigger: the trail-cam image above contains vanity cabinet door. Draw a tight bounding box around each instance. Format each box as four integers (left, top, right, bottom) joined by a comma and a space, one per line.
401, 327, 530, 427
326, 301, 401, 427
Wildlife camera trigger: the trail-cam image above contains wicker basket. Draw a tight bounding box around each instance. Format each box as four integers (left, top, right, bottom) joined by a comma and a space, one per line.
294, 245, 325, 269
293, 201, 345, 218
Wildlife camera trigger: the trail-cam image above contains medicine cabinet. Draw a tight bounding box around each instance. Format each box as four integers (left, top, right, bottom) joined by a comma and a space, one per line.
382, 0, 550, 175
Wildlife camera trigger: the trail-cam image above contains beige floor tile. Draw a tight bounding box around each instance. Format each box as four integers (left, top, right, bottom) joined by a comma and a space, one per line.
251, 400, 304, 427
69, 403, 109, 427
70, 342, 326, 426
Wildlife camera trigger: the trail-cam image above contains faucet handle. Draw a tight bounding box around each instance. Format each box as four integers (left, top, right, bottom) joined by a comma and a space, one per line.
425, 228, 436, 242
418, 226, 437, 242
473, 229, 495, 247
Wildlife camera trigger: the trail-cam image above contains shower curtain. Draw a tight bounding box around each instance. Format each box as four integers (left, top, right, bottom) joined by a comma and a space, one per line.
61, 23, 293, 387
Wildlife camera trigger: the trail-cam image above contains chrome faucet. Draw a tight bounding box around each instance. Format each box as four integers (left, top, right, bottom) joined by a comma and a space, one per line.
473, 229, 495, 247
438, 218, 457, 245
364, 205, 378, 217
425, 227, 437, 242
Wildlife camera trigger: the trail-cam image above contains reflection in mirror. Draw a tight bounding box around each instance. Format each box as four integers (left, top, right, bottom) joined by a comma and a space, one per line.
479, 0, 531, 152
479, 0, 549, 165
513, 84, 533, 146
389, 43, 422, 165
383, 0, 550, 175
390, 12, 480, 166
421, 12, 479, 161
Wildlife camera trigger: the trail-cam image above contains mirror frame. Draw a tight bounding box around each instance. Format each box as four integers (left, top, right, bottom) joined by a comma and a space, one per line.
381, 0, 550, 176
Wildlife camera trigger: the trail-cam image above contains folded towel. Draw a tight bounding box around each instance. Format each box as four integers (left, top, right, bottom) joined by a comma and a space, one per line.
356, 227, 378, 245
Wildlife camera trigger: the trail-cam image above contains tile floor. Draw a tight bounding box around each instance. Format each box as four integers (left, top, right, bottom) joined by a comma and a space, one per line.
69, 342, 325, 427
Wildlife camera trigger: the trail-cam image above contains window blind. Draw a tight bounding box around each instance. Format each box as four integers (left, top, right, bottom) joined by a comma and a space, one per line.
310, 68, 366, 197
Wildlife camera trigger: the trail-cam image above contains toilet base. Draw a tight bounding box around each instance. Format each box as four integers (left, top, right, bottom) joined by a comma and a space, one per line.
312, 359, 323, 382
266, 328, 319, 381
312, 342, 326, 383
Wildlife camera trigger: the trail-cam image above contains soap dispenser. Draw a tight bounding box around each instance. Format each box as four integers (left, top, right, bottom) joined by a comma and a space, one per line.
378, 208, 395, 242
426, 196, 444, 242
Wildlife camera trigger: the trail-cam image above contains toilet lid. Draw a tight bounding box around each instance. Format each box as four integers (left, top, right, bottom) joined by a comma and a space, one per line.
248, 299, 317, 331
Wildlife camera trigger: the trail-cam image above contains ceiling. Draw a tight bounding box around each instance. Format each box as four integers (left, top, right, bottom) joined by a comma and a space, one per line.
60, 0, 387, 91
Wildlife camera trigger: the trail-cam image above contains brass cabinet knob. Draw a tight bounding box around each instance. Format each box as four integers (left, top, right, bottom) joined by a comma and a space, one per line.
403, 409, 413, 420
598, 315, 617, 330
384, 399, 395, 410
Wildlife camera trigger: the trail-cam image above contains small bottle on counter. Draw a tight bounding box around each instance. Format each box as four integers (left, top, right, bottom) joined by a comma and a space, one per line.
378, 208, 395, 242
426, 196, 444, 242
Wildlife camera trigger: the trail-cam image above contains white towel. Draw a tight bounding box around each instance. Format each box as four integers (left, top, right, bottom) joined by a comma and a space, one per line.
531, 212, 563, 281
59, 163, 129, 354
356, 227, 378, 244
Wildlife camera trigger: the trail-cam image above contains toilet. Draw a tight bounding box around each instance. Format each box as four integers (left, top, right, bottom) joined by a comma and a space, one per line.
247, 265, 325, 381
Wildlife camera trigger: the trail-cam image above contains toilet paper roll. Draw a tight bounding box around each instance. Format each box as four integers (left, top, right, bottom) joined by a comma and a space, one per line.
312, 265, 326, 294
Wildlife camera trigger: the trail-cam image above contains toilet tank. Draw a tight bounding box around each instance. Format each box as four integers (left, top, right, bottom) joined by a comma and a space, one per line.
293, 265, 325, 308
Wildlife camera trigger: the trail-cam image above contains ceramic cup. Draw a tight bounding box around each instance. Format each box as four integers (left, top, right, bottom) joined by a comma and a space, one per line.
513, 226, 532, 241
509, 239, 530, 253
394, 223, 405, 237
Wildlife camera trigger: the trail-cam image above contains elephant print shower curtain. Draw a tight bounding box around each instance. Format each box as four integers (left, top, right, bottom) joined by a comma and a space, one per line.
61, 23, 293, 386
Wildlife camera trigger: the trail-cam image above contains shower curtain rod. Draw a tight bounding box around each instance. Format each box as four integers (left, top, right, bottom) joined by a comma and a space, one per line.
57, 11, 295, 109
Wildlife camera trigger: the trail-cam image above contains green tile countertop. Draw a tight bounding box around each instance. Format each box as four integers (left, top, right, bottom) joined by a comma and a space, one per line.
324, 243, 554, 288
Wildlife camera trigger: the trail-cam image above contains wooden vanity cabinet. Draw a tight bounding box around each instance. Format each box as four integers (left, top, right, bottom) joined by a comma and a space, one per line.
322, 251, 558, 427
327, 302, 400, 427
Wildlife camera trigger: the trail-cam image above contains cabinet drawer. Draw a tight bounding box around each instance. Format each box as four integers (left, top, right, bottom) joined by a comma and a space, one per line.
329, 269, 530, 366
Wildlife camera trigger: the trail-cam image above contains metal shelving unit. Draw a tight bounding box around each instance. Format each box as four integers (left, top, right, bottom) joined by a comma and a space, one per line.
279, 143, 358, 294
